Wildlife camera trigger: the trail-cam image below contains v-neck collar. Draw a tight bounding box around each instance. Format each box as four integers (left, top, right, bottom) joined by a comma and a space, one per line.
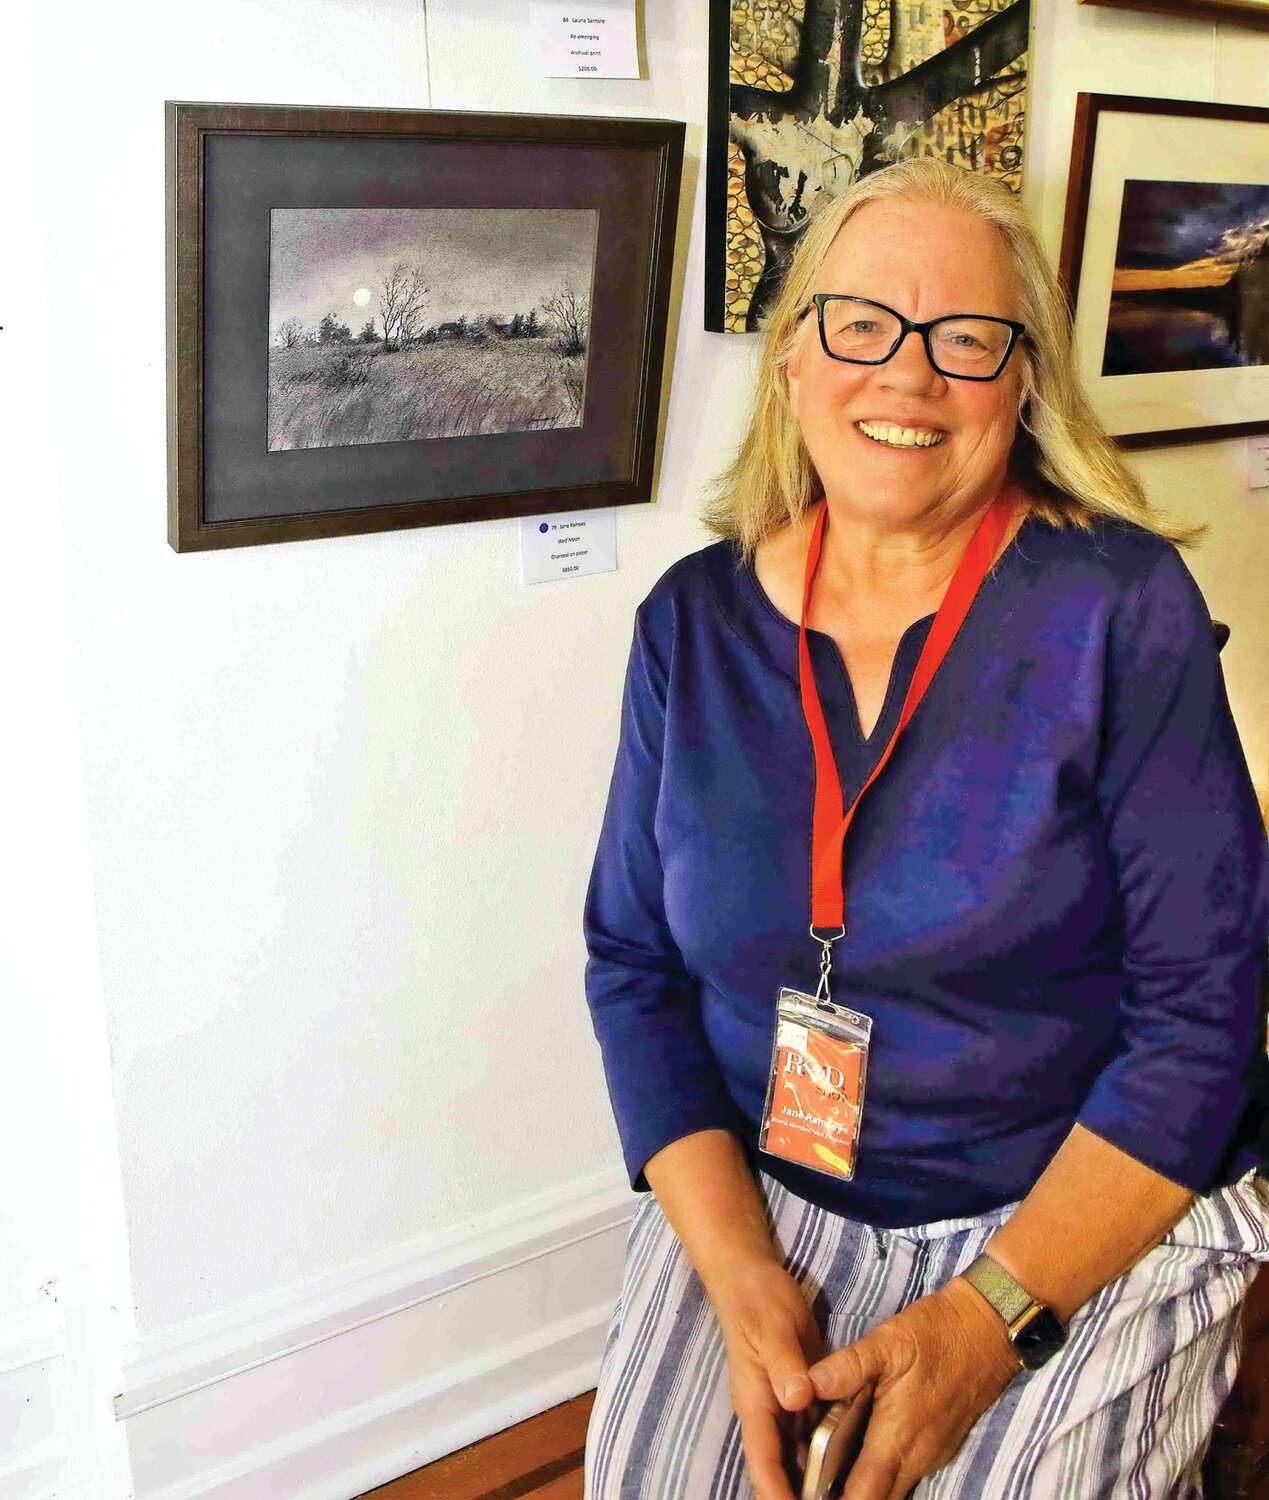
715, 508, 1039, 748
829, 610, 936, 748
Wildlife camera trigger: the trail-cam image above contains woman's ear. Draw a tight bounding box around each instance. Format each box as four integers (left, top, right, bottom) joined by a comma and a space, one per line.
786, 331, 805, 420
782, 306, 818, 418
1016, 349, 1034, 419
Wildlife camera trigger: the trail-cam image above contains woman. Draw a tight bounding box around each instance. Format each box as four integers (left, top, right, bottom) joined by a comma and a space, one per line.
581, 157, 1269, 1499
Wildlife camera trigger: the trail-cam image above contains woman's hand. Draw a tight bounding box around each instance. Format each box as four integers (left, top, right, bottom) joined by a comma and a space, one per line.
709, 1256, 832, 1500
803, 1276, 1023, 1500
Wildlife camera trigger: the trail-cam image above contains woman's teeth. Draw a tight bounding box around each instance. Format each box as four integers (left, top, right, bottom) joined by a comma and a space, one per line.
856, 420, 946, 449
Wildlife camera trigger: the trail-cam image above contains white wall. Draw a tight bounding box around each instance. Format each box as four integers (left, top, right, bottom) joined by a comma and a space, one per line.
3, 0, 1266, 1495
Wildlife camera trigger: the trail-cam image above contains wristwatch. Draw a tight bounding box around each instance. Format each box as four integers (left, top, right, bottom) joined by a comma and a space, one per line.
960, 1253, 1068, 1370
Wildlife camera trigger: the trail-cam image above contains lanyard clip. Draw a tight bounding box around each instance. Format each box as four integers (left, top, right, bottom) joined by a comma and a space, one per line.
809, 923, 846, 1008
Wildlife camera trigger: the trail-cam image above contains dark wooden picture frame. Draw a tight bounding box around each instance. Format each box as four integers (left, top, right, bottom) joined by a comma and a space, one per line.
1058, 92, 1269, 450
1076, 0, 1269, 26
166, 102, 684, 551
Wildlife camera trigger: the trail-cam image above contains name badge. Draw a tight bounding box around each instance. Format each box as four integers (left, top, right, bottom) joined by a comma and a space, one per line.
759, 988, 873, 1181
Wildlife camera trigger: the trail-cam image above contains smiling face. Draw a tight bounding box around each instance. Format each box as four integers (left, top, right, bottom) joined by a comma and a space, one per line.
785, 195, 1029, 528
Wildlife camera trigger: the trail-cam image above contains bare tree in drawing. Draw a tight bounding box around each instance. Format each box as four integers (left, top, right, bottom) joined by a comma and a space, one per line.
379, 262, 430, 352
275, 316, 305, 349
541, 285, 590, 357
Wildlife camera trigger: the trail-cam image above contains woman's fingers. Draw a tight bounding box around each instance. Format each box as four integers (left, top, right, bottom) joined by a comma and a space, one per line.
757, 1289, 825, 1410
732, 1382, 802, 1500
807, 1337, 876, 1402
837, 1404, 928, 1500
768, 1342, 816, 1410
840, 1438, 908, 1500
817, 1289, 1021, 1498
714, 1259, 832, 1498
726, 1326, 825, 1500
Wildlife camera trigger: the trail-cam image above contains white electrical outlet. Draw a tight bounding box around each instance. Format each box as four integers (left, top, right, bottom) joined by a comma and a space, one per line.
1249, 436, 1269, 491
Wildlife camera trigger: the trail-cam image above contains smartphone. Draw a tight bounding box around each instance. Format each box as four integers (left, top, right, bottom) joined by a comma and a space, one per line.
800, 1387, 873, 1500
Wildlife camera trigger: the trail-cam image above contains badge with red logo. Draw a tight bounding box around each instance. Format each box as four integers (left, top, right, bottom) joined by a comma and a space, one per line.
760, 989, 872, 1180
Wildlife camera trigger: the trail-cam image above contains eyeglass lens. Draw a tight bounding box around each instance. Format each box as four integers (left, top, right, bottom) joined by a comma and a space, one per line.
821, 298, 1012, 377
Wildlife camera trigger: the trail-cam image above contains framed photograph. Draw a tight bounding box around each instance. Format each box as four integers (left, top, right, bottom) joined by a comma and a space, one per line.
1075, 0, 1269, 27
704, 0, 1031, 333
166, 102, 684, 551
1058, 93, 1269, 449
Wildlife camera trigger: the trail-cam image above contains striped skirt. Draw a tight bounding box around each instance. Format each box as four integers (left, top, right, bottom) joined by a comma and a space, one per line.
584, 1166, 1269, 1499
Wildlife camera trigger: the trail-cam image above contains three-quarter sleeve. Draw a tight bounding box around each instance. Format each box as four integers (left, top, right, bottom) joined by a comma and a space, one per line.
1075, 546, 1269, 1191
583, 609, 748, 1193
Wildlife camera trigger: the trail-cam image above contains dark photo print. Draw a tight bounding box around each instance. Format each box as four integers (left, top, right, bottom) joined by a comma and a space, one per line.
267, 207, 598, 450
1102, 180, 1269, 377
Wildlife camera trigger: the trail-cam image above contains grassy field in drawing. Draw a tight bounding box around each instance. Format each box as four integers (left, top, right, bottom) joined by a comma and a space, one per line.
267, 207, 597, 451
267, 335, 585, 449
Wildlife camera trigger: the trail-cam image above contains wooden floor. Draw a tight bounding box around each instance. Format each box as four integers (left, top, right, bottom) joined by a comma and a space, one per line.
356, 1391, 594, 1500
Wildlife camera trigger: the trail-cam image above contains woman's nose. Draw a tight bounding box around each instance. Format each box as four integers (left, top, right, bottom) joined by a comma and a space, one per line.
876, 329, 946, 393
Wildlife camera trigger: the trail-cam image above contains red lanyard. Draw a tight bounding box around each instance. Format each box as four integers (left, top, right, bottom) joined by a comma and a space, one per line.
798, 488, 1021, 952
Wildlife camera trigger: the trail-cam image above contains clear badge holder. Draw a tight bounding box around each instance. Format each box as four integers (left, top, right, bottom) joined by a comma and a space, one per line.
759, 982, 873, 1182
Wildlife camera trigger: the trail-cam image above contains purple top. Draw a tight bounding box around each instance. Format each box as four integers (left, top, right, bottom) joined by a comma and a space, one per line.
582, 510, 1269, 1227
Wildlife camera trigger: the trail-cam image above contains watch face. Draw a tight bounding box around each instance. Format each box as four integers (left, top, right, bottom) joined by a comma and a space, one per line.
1014, 1306, 1067, 1369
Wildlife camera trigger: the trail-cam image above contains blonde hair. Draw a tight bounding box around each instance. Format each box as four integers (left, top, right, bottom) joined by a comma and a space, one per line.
701, 157, 1206, 566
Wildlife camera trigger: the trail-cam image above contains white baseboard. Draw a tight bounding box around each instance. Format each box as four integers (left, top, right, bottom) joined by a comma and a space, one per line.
115, 1167, 636, 1499
0, 1297, 71, 1500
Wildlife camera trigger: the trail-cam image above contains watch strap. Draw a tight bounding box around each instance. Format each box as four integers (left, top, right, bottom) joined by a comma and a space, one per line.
962, 1252, 1040, 1329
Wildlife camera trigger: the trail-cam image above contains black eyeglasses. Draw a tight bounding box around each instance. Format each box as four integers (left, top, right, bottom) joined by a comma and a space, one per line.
808, 294, 1026, 382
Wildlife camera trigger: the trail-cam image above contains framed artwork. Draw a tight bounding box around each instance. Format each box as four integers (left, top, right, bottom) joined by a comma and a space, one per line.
1058, 93, 1269, 450
166, 102, 684, 551
704, 0, 1032, 333
1076, 0, 1269, 26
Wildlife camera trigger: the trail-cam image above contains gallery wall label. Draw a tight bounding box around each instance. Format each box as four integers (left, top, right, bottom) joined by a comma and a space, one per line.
530, 0, 639, 78
520, 508, 617, 583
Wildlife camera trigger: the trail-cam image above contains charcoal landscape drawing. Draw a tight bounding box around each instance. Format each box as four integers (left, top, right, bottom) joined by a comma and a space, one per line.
1102, 181, 1269, 376
267, 208, 598, 451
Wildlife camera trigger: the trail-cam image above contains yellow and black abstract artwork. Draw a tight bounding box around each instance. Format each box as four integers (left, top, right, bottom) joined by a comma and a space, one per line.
705, 0, 1030, 332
